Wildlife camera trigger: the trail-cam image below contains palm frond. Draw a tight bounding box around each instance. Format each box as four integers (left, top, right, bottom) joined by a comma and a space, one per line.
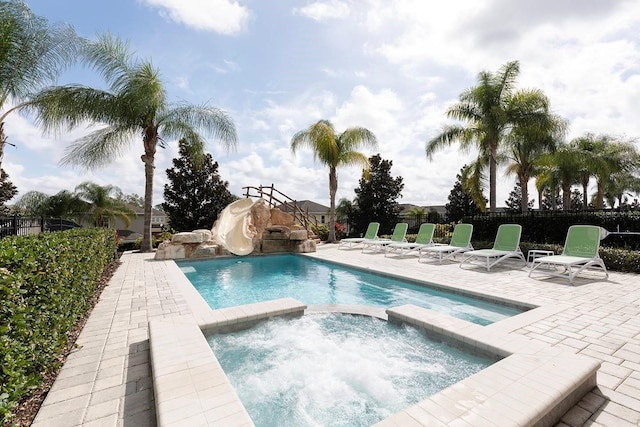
339, 151, 370, 170
425, 125, 465, 159
0, 1, 83, 102
160, 103, 237, 150
25, 85, 121, 134
81, 33, 134, 91
338, 127, 378, 152
61, 125, 137, 169
121, 62, 166, 118
495, 60, 520, 100
290, 120, 338, 166
461, 160, 488, 211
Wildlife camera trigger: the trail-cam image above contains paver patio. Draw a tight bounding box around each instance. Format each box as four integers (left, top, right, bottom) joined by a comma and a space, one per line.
31, 244, 640, 426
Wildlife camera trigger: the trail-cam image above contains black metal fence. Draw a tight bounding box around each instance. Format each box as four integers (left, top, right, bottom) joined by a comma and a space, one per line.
464, 210, 640, 249
0, 216, 82, 239
338, 209, 640, 248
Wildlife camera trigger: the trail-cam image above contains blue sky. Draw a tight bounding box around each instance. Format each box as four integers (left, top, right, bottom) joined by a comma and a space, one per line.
4, 0, 640, 209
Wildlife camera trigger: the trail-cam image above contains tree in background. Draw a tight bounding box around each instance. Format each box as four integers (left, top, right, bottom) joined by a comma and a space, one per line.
570, 189, 584, 211
74, 182, 135, 228
15, 189, 81, 218
569, 133, 640, 209
14, 183, 133, 225
335, 197, 357, 235
335, 197, 356, 222
0, 169, 17, 214
290, 119, 377, 243
406, 206, 426, 222
504, 182, 534, 213
539, 188, 562, 211
163, 139, 236, 231
44, 190, 84, 218
351, 154, 404, 235
426, 60, 561, 212
502, 94, 565, 212
0, 0, 81, 169
537, 143, 581, 211
445, 166, 484, 222
115, 191, 144, 208
26, 34, 237, 251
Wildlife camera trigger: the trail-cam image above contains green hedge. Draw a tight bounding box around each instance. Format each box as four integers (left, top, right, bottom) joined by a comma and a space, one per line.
465, 211, 640, 248
0, 228, 116, 422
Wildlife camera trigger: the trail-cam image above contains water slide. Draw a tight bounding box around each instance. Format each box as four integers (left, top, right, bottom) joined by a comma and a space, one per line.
213, 198, 255, 256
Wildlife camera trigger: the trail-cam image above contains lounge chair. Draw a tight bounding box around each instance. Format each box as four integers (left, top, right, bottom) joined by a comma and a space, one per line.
529, 225, 609, 285
418, 223, 473, 263
459, 224, 526, 271
338, 222, 380, 249
385, 223, 435, 257
362, 223, 408, 253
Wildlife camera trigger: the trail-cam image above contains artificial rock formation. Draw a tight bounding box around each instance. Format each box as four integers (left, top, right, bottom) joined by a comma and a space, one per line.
154, 200, 316, 260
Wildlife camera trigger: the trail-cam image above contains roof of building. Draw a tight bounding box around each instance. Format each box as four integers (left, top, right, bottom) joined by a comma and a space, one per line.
276, 200, 329, 213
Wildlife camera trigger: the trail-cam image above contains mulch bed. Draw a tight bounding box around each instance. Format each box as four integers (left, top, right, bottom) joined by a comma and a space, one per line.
5, 256, 123, 427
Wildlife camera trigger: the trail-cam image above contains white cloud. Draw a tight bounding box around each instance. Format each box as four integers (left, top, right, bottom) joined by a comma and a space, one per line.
294, 0, 351, 21
141, 0, 250, 34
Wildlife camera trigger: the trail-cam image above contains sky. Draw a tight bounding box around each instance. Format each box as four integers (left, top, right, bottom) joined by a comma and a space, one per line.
4, 0, 640, 210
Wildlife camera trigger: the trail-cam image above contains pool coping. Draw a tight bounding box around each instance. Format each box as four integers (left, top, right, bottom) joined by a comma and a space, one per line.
150, 257, 601, 426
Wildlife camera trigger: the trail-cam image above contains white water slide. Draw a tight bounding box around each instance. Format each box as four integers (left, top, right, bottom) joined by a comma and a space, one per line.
213, 198, 255, 256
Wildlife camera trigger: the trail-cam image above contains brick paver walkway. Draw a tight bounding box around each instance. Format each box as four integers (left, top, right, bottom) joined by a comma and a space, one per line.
31, 246, 640, 426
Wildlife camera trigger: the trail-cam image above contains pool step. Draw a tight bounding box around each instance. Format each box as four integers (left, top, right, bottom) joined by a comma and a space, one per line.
381, 304, 600, 427
149, 298, 307, 427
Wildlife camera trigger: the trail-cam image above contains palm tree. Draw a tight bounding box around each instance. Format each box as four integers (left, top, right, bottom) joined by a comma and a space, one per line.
538, 143, 582, 211
0, 0, 81, 168
25, 34, 237, 251
426, 61, 561, 212
593, 138, 639, 209
74, 182, 136, 228
603, 166, 640, 209
290, 119, 377, 243
569, 134, 600, 209
503, 92, 566, 212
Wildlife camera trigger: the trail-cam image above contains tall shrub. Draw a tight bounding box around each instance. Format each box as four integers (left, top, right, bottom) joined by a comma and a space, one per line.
0, 228, 116, 422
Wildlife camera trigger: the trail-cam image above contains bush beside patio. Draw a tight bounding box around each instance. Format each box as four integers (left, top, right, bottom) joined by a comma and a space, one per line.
0, 228, 117, 423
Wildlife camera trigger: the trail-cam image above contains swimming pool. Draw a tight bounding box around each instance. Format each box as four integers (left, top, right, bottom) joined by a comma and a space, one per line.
208, 313, 495, 427
180, 254, 523, 325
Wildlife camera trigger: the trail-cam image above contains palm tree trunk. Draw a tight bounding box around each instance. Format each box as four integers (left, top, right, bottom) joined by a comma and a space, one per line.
562, 183, 571, 211
596, 180, 604, 210
538, 188, 543, 210
141, 128, 157, 252
489, 142, 497, 212
0, 122, 6, 169
328, 167, 337, 243
581, 177, 589, 209
520, 175, 529, 213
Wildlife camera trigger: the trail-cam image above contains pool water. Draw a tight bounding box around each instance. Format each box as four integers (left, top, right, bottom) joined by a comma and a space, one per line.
180, 255, 522, 325
208, 313, 494, 427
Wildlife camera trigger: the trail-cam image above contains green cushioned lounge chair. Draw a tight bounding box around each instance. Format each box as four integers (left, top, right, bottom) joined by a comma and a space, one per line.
362, 223, 408, 253
385, 223, 436, 257
529, 225, 608, 285
418, 223, 473, 263
459, 224, 526, 271
338, 222, 380, 249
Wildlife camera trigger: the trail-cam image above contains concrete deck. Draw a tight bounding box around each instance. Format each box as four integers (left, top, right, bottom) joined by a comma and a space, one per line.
31, 244, 640, 426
